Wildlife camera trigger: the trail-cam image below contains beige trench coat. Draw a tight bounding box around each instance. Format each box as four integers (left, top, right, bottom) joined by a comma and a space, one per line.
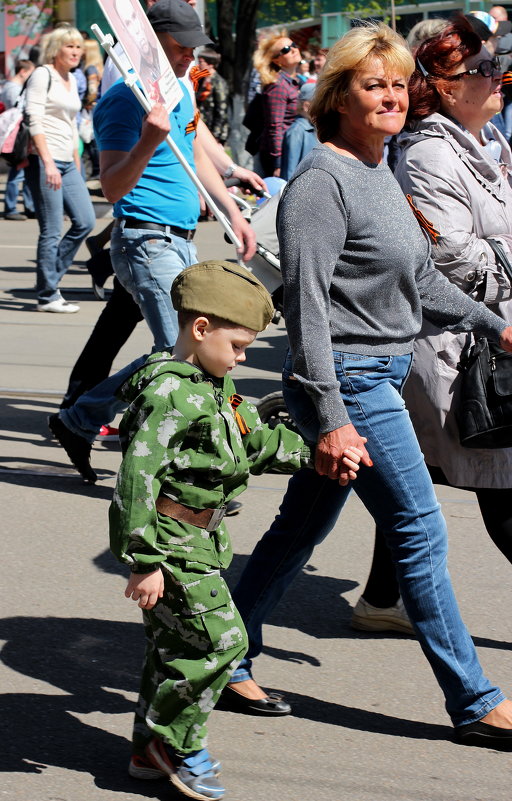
395, 114, 512, 488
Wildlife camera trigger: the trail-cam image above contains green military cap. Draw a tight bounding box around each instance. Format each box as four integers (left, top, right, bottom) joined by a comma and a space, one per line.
171, 260, 274, 332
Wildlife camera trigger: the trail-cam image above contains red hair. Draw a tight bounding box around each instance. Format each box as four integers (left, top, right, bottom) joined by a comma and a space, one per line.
407, 16, 482, 120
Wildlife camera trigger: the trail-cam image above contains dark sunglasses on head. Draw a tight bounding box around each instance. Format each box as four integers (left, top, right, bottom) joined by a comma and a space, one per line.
276, 42, 299, 57
446, 58, 502, 80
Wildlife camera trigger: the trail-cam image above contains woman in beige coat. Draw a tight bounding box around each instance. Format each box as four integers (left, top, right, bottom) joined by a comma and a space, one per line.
352, 18, 512, 634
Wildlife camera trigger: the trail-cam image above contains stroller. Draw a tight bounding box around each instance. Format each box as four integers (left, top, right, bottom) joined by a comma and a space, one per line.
234, 188, 298, 432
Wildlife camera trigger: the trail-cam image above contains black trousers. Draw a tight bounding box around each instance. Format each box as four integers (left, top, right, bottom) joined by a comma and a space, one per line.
363, 465, 512, 607
60, 277, 143, 409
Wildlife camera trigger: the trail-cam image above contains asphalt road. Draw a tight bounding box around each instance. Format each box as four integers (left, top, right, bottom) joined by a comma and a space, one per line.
1, 185, 511, 801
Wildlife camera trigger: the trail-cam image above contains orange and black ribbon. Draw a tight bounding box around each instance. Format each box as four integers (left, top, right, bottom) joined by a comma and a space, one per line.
189, 65, 210, 92
406, 194, 441, 244
185, 109, 201, 135
229, 394, 251, 435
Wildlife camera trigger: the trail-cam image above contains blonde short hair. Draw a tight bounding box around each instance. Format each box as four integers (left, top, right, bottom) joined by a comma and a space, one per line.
43, 27, 84, 64
253, 30, 289, 86
310, 22, 414, 142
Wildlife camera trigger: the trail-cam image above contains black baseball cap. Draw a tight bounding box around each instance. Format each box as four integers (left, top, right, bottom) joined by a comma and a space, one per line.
148, 0, 213, 47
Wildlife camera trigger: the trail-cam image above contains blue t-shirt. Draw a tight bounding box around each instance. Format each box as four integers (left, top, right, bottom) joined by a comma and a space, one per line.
93, 78, 199, 228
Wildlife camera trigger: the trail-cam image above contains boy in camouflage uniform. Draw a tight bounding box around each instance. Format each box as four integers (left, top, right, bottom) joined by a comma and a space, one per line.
109, 261, 362, 800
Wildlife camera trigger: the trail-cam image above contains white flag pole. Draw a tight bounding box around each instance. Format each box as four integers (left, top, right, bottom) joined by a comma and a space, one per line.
91, 23, 242, 251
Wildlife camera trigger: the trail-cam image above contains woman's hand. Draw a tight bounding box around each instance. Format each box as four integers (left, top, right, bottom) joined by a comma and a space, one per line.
315, 424, 373, 486
125, 568, 164, 610
44, 159, 61, 190
499, 326, 512, 352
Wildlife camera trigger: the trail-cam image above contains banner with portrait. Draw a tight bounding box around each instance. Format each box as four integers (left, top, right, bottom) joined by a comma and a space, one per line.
95, 0, 183, 111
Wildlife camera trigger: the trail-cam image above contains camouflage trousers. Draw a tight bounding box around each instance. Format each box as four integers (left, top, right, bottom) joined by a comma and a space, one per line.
132, 560, 248, 755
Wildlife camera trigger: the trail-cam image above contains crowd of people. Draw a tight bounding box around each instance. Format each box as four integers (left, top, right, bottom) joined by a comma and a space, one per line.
4, 2, 512, 800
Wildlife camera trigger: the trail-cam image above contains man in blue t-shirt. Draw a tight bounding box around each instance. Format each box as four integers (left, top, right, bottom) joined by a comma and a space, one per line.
94, 0, 256, 351
49, 0, 257, 483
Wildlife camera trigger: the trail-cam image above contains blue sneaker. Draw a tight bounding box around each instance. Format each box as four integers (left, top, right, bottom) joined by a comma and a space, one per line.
130, 748, 221, 780
145, 739, 225, 799
174, 750, 225, 800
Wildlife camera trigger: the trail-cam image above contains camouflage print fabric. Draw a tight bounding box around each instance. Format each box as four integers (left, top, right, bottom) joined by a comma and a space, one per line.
196, 71, 230, 144
109, 352, 311, 574
109, 352, 311, 755
133, 560, 247, 755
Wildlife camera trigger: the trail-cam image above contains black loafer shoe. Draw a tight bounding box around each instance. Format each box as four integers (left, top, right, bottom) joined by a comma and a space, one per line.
218, 685, 291, 716
48, 414, 97, 484
455, 720, 512, 750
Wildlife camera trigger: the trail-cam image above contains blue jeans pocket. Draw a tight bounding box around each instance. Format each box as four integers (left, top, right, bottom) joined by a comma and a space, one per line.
338, 353, 393, 376
282, 359, 319, 444
138, 234, 173, 262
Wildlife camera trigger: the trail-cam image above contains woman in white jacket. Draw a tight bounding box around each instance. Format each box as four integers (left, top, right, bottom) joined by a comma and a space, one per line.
354, 17, 512, 632
25, 27, 95, 313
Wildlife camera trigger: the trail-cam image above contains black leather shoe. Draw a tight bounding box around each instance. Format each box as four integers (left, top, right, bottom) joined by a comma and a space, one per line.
218, 685, 291, 716
455, 720, 512, 750
48, 414, 97, 484
225, 499, 242, 516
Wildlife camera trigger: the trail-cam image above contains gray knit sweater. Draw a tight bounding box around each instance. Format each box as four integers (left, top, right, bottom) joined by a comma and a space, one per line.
277, 144, 507, 432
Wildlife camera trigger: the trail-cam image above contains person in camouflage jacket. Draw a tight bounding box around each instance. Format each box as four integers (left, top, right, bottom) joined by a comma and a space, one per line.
196, 50, 230, 145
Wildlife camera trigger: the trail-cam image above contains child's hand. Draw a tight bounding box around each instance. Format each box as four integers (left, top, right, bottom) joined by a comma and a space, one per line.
125, 568, 164, 610
339, 446, 365, 486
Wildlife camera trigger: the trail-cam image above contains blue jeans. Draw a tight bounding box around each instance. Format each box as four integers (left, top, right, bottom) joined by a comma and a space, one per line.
4, 165, 34, 215
231, 350, 504, 726
60, 225, 197, 439
503, 99, 512, 143
25, 155, 95, 303
60, 353, 149, 442
111, 222, 197, 352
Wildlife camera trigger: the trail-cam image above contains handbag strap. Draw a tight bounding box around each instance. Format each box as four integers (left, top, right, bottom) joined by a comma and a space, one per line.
486, 237, 512, 284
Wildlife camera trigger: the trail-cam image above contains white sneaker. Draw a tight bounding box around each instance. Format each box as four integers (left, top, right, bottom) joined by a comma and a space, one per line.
37, 297, 80, 313
351, 596, 415, 634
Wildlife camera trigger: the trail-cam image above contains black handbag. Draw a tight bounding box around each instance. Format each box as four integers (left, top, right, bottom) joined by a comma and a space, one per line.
456, 238, 512, 448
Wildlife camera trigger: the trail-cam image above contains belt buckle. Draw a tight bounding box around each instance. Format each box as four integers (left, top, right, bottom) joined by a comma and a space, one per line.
206, 505, 227, 531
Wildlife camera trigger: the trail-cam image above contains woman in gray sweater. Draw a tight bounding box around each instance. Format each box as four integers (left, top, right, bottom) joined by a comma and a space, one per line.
224, 22, 512, 748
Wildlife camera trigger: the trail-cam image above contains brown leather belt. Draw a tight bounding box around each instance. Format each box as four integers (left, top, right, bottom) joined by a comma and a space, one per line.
156, 496, 227, 532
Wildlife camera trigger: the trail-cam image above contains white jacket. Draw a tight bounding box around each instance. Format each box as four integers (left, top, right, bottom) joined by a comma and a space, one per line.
394, 113, 512, 488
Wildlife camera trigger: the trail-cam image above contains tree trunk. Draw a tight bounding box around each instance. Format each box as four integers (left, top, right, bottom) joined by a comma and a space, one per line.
216, 0, 261, 166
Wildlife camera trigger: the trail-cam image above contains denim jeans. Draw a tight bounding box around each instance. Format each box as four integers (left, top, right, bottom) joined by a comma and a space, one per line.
4, 165, 34, 215
25, 155, 95, 303
110, 222, 197, 352
60, 352, 149, 442
60, 278, 143, 409
231, 350, 504, 726
60, 226, 198, 439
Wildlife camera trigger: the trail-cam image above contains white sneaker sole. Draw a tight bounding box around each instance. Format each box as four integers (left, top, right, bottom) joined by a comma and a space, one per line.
37, 305, 80, 313
170, 773, 225, 801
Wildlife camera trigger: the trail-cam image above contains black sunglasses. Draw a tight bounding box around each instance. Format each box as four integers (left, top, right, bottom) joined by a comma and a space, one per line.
446, 59, 502, 80
275, 42, 299, 57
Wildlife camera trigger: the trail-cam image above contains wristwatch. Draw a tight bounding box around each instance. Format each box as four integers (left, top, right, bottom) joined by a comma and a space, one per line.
223, 163, 237, 179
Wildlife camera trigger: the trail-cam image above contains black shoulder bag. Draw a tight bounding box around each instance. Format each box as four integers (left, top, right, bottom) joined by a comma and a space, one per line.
456, 237, 512, 448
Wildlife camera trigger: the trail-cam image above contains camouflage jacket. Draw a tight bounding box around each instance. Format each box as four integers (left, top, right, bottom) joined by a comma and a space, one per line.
196, 71, 230, 144
109, 352, 311, 573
